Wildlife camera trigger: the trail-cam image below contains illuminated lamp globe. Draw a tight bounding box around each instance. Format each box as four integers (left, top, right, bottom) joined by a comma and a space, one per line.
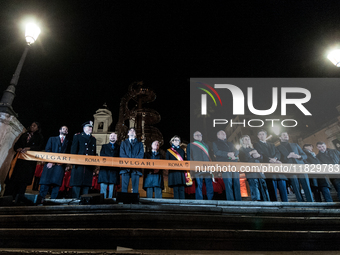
25, 23, 41, 45
327, 49, 340, 67
272, 126, 280, 136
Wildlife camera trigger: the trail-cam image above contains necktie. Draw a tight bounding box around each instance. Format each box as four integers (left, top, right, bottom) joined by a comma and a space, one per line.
61, 137, 64, 144
111, 143, 114, 149
27, 133, 32, 143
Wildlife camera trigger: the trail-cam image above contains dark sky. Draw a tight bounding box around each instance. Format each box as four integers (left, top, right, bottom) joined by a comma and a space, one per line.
1, 1, 340, 147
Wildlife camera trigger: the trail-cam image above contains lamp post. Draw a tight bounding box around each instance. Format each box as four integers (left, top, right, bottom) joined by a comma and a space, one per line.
0, 23, 41, 116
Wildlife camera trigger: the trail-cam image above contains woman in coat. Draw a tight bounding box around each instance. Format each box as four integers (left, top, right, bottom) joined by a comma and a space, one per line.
239, 135, 269, 201
5, 122, 44, 202
166, 135, 186, 199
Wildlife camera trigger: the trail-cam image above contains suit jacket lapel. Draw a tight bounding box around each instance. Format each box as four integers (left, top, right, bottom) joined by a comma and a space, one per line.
219, 140, 230, 151
54, 137, 61, 152
61, 138, 68, 152
278, 144, 290, 158
279, 143, 297, 163
90, 136, 95, 145
261, 142, 270, 156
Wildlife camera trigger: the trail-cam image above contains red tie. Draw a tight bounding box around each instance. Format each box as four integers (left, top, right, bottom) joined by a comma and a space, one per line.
27, 133, 32, 143
61, 137, 64, 144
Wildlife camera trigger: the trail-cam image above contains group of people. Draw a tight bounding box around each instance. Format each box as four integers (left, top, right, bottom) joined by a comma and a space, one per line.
4, 121, 175, 203
207, 129, 340, 203
4, 120, 340, 204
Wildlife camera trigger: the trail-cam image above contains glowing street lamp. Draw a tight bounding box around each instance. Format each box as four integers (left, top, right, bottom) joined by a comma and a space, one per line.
0, 23, 41, 116
272, 125, 280, 136
327, 49, 340, 67
25, 23, 41, 45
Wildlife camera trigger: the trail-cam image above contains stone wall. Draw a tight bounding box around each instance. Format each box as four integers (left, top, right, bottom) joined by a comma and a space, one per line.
0, 112, 24, 193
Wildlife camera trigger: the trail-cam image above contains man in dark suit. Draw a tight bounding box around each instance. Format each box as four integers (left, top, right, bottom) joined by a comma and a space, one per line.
189, 131, 214, 200
98, 132, 120, 198
143, 140, 164, 198
37, 126, 70, 203
276, 132, 313, 202
212, 130, 241, 201
70, 121, 96, 199
120, 128, 144, 193
303, 144, 332, 202
254, 129, 288, 202
316, 141, 340, 201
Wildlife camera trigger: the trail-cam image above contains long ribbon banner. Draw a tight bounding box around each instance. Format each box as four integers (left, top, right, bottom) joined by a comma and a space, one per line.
19, 151, 189, 170
17, 151, 340, 175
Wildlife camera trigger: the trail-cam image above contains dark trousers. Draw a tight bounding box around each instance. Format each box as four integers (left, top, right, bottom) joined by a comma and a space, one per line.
121, 173, 140, 193
173, 185, 185, 199
247, 178, 270, 201
312, 186, 333, 202
265, 178, 277, 201
100, 183, 114, 198
222, 172, 241, 201
39, 184, 60, 199
32, 177, 40, 191
72, 186, 89, 199
146, 187, 162, 198
272, 179, 288, 202
331, 179, 340, 202
195, 177, 214, 200
289, 175, 314, 202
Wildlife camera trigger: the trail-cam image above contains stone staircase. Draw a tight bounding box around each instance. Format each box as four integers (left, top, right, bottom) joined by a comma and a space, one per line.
0, 198, 339, 252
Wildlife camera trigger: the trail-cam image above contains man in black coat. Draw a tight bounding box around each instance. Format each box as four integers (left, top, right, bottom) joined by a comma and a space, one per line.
212, 130, 241, 201
303, 144, 332, 202
143, 140, 164, 198
254, 129, 288, 202
189, 131, 214, 200
120, 128, 144, 193
316, 141, 340, 201
98, 132, 120, 198
37, 126, 70, 203
70, 121, 96, 199
276, 132, 313, 202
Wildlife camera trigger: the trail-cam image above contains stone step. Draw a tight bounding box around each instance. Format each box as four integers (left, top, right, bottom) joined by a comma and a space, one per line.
0, 211, 339, 231
0, 228, 339, 250
0, 199, 340, 251
1, 200, 340, 218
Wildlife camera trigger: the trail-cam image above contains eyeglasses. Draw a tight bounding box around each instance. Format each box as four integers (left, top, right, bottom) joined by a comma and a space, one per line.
173, 139, 180, 142
195, 134, 202, 136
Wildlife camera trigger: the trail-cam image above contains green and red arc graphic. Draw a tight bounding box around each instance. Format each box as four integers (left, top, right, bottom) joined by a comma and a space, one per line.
197, 82, 222, 106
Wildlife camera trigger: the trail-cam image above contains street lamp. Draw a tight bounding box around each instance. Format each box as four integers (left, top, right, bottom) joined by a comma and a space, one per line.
272, 125, 280, 136
0, 23, 41, 116
327, 49, 340, 67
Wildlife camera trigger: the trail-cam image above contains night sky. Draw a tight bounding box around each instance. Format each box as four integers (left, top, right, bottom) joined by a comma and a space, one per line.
1, 1, 340, 148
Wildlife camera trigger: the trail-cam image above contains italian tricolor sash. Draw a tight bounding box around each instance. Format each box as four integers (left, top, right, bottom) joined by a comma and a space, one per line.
168, 147, 184, 161
167, 148, 193, 186
191, 141, 212, 161
191, 141, 215, 181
